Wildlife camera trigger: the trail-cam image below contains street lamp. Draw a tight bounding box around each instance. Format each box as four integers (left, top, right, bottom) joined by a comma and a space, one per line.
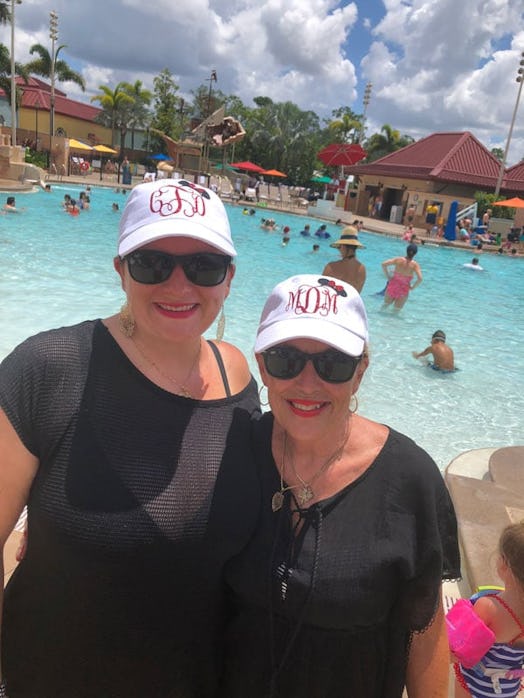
359, 82, 372, 144
49, 10, 58, 157
494, 51, 524, 197
35, 98, 40, 150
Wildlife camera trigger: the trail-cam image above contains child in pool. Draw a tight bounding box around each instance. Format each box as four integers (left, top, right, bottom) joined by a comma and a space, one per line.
453, 521, 524, 698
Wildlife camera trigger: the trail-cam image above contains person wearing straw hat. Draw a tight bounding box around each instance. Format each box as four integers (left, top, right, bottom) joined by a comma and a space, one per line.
322, 225, 366, 293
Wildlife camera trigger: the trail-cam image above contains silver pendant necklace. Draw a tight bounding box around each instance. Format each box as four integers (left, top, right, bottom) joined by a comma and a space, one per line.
272, 419, 351, 512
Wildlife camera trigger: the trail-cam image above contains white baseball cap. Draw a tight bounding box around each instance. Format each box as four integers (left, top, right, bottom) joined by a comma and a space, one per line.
255, 274, 368, 356
118, 178, 237, 257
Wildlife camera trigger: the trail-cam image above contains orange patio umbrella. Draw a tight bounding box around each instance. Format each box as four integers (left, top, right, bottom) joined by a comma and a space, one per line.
492, 197, 524, 208
261, 168, 287, 177
260, 168, 287, 195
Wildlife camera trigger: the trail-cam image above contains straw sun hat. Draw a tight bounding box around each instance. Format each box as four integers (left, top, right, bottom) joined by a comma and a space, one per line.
330, 225, 365, 249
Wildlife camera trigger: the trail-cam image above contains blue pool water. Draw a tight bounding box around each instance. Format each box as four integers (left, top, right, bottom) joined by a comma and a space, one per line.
1, 184, 523, 470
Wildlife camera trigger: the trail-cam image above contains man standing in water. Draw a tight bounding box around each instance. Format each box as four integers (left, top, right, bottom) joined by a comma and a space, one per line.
381, 243, 423, 310
412, 330, 455, 371
322, 226, 366, 293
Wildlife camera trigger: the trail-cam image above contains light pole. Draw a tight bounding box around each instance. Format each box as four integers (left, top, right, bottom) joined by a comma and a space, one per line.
10, 0, 17, 146
35, 97, 40, 150
360, 82, 372, 144
494, 51, 524, 197
49, 10, 58, 161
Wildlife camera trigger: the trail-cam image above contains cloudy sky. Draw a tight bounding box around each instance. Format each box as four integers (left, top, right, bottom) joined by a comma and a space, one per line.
4, 0, 524, 164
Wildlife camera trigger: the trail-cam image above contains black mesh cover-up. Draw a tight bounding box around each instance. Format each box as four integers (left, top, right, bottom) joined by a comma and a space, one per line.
222, 412, 460, 698
0, 320, 260, 698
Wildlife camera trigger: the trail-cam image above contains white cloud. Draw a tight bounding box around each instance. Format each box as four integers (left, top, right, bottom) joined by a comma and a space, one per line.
3, 0, 524, 164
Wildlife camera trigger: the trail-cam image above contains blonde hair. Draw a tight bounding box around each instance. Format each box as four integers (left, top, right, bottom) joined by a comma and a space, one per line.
499, 521, 524, 588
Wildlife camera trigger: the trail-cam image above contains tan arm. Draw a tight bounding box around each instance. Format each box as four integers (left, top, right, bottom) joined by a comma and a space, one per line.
406, 597, 449, 697
381, 258, 397, 278
410, 263, 423, 289
0, 408, 39, 681
412, 345, 432, 360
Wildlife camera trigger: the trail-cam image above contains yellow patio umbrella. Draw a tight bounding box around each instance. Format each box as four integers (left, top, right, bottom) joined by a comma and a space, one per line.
93, 144, 118, 154
92, 144, 118, 180
68, 138, 93, 151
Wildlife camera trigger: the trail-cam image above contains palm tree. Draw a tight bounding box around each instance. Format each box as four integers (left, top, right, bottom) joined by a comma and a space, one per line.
0, 1, 21, 24
0, 42, 29, 112
122, 80, 152, 151
327, 107, 364, 144
364, 124, 414, 162
91, 82, 134, 152
24, 43, 85, 91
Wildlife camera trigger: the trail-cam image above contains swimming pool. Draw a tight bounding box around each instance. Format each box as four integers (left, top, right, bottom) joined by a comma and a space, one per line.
1, 184, 523, 471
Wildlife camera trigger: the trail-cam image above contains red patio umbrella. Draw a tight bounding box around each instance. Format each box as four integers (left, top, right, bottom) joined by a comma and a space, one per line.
229, 161, 265, 173
317, 143, 367, 167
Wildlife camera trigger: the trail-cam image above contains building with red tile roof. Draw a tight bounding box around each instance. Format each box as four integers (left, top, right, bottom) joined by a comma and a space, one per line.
1, 77, 113, 149
345, 132, 522, 228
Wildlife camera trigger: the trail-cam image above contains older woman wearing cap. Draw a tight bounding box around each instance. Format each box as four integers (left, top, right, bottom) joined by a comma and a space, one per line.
322, 225, 366, 293
222, 274, 460, 698
0, 179, 260, 697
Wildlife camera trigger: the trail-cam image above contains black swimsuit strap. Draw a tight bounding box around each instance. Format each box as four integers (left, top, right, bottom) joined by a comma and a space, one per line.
207, 340, 232, 397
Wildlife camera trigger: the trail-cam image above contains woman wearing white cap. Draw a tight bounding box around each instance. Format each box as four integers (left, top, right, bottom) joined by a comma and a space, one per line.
322, 225, 367, 293
223, 274, 460, 698
0, 179, 260, 697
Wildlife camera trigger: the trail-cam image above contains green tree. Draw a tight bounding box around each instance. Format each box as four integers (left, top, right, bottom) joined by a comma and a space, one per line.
191, 81, 225, 120
0, 42, 29, 110
327, 107, 364, 144
24, 43, 85, 91
149, 69, 183, 151
244, 97, 320, 183
0, 0, 21, 24
363, 124, 414, 162
90, 82, 134, 153
122, 80, 152, 152
490, 147, 504, 162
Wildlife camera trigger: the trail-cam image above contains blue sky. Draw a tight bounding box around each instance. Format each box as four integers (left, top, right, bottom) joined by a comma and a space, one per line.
5, 0, 524, 163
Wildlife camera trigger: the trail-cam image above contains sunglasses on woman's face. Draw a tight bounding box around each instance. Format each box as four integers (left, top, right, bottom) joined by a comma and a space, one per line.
261, 345, 362, 383
123, 250, 232, 287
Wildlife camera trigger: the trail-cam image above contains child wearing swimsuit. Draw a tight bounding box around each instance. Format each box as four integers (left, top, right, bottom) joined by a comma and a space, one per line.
453, 522, 524, 698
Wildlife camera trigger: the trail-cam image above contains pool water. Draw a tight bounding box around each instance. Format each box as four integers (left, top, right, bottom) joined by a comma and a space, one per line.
1, 184, 523, 471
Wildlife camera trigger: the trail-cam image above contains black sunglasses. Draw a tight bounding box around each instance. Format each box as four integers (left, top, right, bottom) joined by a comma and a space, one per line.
261, 345, 362, 383
123, 250, 232, 287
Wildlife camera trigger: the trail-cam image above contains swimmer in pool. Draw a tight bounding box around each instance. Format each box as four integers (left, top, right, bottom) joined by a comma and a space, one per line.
463, 257, 484, 271
412, 330, 455, 371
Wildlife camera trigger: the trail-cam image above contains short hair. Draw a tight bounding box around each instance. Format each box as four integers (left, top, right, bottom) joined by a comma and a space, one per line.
432, 330, 446, 342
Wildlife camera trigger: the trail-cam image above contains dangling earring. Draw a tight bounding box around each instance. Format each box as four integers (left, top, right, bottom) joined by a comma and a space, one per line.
349, 394, 359, 414
258, 384, 269, 407
215, 304, 226, 342
119, 302, 136, 338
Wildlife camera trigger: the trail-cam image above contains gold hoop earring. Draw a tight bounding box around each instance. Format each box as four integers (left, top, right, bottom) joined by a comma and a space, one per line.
119, 302, 136, 338
258, 384, 269, 407
349, 394, 359, 414
215, 305, 226, 342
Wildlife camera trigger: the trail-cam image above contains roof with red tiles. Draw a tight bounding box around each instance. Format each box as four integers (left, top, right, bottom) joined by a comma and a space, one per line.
348, 132, 503, 189
505, 162, 524, 192
2, 78, 102, 123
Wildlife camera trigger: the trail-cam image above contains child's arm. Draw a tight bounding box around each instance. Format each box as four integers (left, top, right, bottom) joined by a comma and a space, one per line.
412, 346, 432, 360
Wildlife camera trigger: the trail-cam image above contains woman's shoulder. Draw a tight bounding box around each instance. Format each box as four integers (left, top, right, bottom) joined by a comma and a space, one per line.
4, 320, 99, 365
208, 340, 252, 393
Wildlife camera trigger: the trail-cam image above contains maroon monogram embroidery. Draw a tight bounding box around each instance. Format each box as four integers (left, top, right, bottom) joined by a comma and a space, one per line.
149, 182, 208, 220
286, 278, 345, 318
